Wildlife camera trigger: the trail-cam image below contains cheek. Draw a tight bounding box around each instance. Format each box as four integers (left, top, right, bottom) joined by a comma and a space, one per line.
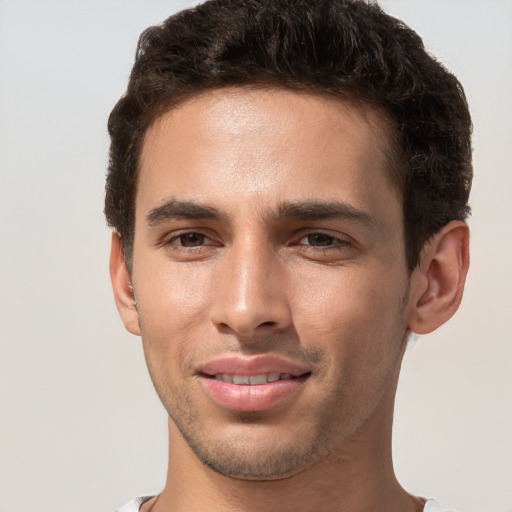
133, 260, 213, 370
291, 265, 408, 365
135, 258, 211, 322
290, 267, 408, 428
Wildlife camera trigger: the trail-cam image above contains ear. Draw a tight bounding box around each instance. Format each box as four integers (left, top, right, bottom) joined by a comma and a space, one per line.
407, 220, 470, 335
109, 232, 141, 336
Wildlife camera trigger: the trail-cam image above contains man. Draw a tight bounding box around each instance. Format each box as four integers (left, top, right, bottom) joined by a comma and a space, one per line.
105, 0, 472, 510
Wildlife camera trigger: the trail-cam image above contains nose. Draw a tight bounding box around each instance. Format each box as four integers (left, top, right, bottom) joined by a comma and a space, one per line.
209, 241, 292, 339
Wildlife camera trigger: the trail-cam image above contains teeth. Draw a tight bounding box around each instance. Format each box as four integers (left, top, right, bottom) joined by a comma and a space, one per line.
233, 375, 250, 385
249, 374, 267, 384
214, 373, 295, 385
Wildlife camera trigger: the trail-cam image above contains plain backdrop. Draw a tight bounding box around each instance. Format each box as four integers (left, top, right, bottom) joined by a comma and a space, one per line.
1, 1, 511, 511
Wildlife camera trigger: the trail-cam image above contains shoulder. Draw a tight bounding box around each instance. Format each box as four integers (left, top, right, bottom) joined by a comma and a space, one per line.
424, 498, 456, 512
115, 496, 154, 512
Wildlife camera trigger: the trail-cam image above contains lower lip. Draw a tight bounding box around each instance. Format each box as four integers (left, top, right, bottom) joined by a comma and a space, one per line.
198, 376, 307, 412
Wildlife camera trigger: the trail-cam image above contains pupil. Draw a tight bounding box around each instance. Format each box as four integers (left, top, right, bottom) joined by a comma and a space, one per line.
309, 234, 333, 246
181, 233, 204, 246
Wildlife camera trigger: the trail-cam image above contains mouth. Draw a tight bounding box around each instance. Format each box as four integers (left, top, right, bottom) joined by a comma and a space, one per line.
197, 356, 311, 412
202, 372, 310, 385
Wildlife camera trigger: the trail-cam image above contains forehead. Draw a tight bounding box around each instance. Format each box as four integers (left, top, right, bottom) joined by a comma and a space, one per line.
137, 87, 400, 223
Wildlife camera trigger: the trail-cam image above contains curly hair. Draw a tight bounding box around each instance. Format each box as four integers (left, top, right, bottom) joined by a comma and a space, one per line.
105, 0, 472, 271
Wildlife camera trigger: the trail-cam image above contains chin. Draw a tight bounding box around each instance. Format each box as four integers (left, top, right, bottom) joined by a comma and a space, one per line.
191, 443, 315, 480
171, 411, 321, 480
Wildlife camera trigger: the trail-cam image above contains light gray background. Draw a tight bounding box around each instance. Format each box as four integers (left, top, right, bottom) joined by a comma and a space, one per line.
1, 1, 511, 511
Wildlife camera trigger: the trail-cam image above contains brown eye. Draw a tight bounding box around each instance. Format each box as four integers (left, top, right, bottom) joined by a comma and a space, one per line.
306, 233, 337, 247
177, 233, 206, 247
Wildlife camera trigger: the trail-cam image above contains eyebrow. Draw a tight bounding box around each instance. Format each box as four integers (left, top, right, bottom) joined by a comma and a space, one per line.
271, 201, 377, 229
146, 199, 227, 226
146, 198, 376, 229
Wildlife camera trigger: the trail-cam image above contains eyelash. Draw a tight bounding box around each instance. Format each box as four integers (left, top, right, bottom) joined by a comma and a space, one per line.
163, 230, 351, 252
163, 231, 217, 249
296, 233, 351, 249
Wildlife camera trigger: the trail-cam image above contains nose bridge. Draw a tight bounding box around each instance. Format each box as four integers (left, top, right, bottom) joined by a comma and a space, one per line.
233, 241, 271, 314
210, 235, 290, 336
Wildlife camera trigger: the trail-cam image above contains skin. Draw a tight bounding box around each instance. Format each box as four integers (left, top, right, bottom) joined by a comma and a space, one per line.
110, 88, 469, 512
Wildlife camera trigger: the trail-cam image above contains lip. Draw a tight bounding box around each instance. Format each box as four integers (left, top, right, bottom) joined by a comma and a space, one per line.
199, 355, 310, 377
197, 355, 310, 412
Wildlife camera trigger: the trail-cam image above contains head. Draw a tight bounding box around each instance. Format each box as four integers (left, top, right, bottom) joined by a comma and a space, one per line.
105, 0, 472, 274
106, 0, 471, 482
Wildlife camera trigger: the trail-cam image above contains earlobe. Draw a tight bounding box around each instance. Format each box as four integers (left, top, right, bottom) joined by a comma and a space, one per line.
408, 221, 470, 335
109, 232, 141, 336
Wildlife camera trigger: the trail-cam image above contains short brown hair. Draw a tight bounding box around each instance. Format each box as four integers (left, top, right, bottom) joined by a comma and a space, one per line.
105, 0, 472, 271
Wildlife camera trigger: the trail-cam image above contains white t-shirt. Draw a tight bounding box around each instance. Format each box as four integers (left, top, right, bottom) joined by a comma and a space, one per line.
115, 496, 454, 511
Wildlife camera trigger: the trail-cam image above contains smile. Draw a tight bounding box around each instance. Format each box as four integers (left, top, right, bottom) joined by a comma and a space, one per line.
197, 356, 311, 411
213, 373, 295, 384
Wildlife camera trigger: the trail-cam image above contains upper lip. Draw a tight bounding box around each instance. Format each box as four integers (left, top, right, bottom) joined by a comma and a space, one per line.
198, 354, 310, 377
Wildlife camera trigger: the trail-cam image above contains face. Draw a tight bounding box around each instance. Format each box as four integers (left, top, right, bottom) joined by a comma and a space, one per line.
126, 88, 413, 479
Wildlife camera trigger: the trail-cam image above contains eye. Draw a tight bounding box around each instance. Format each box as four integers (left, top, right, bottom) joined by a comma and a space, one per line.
163, 231, 216, 250
160, 230, 220, 261
174, 232, 207, 247
299, 233, 349, 248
